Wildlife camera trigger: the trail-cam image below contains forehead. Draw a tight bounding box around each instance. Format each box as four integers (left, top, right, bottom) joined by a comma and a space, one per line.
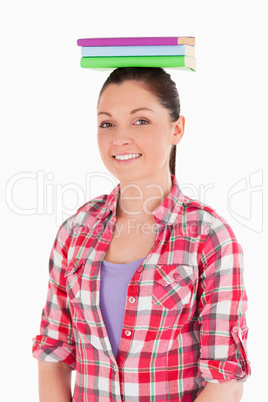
97, 81, 161, 110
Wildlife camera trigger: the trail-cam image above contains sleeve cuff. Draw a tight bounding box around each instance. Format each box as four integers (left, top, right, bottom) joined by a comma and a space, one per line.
32, 335, 76, 370
198, 358, 251, 385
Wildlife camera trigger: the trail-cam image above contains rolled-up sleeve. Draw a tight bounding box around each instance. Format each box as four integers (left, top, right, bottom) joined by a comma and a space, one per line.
32, 217, 76, 370
197, 215, 251, 384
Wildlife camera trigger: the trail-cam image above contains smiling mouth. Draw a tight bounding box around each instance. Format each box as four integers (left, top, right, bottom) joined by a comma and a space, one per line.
113, 153, 142, 161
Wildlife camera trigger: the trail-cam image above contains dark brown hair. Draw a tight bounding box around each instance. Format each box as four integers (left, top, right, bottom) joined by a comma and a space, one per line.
98, 67, 180, 176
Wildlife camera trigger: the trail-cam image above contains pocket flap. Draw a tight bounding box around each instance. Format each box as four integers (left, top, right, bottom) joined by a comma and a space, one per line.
65, 259, 86, 277
154, 264, 195, 287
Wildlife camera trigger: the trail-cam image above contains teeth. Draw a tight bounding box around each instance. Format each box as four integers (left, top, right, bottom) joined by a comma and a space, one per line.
115, 153, 141, 160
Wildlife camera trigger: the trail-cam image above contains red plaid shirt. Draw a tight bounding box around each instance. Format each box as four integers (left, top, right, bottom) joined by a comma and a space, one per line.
32, 174, 251, 401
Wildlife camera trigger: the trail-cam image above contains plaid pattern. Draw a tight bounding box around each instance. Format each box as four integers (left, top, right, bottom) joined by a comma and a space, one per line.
32, 174, 251, 401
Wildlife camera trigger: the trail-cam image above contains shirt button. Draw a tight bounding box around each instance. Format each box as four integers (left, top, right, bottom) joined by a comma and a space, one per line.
129, 296, 136, 304
232, 326, 239, 333
173, 273, 180, 281
137, 266, 143, 272
124, 330, 132, 337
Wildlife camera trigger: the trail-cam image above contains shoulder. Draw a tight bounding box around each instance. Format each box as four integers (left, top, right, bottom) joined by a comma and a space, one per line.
56, 193, 110, 236
180, 197, 244, 276
74, 193, 109, 225
181, 196, 239, 244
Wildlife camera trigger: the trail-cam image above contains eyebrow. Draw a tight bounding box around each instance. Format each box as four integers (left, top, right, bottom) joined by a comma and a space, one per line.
97, 107, 155, 117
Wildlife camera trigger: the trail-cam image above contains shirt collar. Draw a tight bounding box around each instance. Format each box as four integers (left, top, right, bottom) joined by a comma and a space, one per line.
95, 174, 188, 226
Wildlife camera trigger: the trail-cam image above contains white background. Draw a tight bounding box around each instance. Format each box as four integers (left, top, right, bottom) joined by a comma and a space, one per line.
1, 1, 267, 400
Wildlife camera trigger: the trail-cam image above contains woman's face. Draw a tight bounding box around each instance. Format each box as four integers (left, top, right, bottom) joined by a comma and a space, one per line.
97, 80, 183, 183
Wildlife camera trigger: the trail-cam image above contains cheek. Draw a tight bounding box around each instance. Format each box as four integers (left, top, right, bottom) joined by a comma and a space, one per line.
97, 133, 109, 154
97, 132, 101, 148
145, 129, 170, 154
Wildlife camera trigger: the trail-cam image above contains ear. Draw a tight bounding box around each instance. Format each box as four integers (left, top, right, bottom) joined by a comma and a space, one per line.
171, 115, 185, 145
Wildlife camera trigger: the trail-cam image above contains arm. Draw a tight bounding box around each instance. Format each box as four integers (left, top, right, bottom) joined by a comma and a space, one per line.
32, 218, 76, 396
38, 361, 72, 402
195, 380, 243, 402
197, 214, 251, 385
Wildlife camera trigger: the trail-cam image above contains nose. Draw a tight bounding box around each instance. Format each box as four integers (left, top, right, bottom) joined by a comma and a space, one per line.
112, 126, 132, 146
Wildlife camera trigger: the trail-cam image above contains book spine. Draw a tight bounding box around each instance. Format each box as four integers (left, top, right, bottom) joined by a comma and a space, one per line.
81, 45, 196, 57
77, 37, 183, 47
80, 56, 194, 69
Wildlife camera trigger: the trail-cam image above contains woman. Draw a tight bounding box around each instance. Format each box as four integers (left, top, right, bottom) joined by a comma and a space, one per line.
33, 67, 250, 401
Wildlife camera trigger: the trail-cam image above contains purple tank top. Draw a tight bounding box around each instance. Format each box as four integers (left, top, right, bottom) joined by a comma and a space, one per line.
100, 257, 146, 358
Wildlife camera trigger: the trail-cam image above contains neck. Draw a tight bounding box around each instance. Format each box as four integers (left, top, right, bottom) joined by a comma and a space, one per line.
116, 171, 173, 222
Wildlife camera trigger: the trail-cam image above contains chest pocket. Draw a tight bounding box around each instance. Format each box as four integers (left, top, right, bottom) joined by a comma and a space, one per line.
64, 259, 104, 350
152, 264, 197, 310
64, 259, 87, 301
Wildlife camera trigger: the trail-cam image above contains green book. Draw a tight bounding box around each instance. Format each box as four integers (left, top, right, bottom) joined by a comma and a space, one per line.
80, 55, 196, 71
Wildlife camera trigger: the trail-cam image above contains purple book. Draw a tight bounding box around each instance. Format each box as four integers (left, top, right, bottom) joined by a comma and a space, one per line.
77, 36, 195, 47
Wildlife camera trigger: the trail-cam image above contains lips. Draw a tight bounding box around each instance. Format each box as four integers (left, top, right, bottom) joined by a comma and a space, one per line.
113, 153, 142, 161
113, 153, 142, 164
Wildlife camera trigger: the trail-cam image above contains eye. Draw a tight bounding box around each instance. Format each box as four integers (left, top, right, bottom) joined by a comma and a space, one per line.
99, 122, 114, 128
134, 119, 149, 126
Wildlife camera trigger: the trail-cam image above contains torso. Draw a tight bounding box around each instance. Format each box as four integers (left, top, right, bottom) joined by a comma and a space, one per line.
104, 216, 157, 264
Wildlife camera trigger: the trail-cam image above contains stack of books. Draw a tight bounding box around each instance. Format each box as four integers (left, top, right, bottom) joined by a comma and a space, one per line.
77, 37, 196, 71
